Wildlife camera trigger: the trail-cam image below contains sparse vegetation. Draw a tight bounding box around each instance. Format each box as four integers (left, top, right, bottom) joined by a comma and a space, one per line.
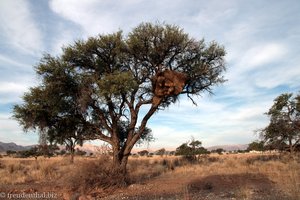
0, 153, 299, 199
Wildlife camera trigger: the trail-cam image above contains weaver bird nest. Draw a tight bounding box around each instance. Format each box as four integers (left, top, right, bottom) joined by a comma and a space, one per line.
152, 70, 188, 106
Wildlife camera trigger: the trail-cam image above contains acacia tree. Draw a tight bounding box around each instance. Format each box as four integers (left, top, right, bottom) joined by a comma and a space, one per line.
13, 76, 89, 163
175, 138, 208, 158
14, 22, 226, 174
260, 93, 300, 153
247, 141, 265, 151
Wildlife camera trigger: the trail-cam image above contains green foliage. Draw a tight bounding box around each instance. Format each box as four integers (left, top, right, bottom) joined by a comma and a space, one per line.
211, 148, 225, 155
37, 144, 58, 157
175, 143, 191, 156
156, 148, 166, 156
6, 150, 17, 156
13, 145, 58, 158
17, 147, 40, 158
175, 139, 209, 156
247, 141, 265, 151
137, 150, 149, 156
97, 71, 138, 97
260, 92, 300, 153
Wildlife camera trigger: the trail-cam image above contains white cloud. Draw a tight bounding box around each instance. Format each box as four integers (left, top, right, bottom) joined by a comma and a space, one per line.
48, 0, 238, 38
49, 0, 119, 36
223, 41, 289, 98
0, 113, 38, 145
240, 43, 287, 69
50, 29, 78, 55
0, 81, 33, 104
0, 0, 43, 55
0, 82, 28, 93
0, 54, 32, 70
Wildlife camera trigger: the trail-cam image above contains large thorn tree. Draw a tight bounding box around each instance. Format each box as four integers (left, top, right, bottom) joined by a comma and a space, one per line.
13, 22, 226, 174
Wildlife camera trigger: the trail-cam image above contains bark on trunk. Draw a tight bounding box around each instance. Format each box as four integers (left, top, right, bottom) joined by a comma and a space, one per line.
70, 153, 74, 163
112, 151, 128, 175
112, 149, 129, 185
288, 137, 294, 154
70, 147, 75, 163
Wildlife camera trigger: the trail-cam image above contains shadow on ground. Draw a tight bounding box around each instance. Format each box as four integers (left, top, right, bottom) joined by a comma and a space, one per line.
186, 173, 289, 200
105, 173, 291, 200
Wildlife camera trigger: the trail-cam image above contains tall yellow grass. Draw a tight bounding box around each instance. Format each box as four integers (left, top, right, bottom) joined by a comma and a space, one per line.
0, 153, 299, 199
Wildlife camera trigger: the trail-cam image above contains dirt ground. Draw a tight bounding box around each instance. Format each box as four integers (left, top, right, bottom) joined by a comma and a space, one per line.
0, 171, 287, 200
101, 171, 288, 200
0, 154, 299, 200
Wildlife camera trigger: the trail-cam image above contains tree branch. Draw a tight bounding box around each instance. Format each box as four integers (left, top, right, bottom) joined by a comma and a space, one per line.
124, 104, 158, 154
90, 103, 112, 133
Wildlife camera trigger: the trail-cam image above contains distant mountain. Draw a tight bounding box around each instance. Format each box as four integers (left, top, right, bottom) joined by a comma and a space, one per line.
0, 142, 33, 152
75, 143, 109, 154
206, 144, 248, 152
0, 141, 249, 154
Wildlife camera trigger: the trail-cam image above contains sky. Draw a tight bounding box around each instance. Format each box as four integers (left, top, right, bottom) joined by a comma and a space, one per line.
0, 0, 300, 149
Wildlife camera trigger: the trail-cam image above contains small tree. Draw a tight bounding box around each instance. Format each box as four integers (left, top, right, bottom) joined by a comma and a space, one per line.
211, 148, 224, 155
6, 150, 17, 156
175, 143, 192, 156
259, 93, 300, 154
17, 146, 40, 158
175, 138, 208, 159
13, 22, 226, 175
156, 148, 166, 156
137, 150, 149, 156
247, 141, 265, 152
189, 138, 202, 158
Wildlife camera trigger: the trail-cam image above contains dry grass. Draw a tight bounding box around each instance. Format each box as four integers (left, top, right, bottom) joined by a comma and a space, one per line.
0, 153, 299, 199
172, 153, 300, 200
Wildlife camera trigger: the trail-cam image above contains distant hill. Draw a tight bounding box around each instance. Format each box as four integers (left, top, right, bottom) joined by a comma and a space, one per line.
206, 144, 248, 152
0, 141, 249, 154
0, 141, 33, 152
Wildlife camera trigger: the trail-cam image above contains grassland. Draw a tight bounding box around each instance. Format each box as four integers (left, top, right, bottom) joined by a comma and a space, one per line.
0, 153, 299, 199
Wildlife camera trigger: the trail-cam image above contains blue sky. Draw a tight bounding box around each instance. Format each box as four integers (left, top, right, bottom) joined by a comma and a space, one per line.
0, 0, 300, 149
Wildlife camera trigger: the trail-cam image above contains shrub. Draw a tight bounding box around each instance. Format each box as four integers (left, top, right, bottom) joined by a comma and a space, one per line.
245, 155, 281, 165
63, 156, 126, 193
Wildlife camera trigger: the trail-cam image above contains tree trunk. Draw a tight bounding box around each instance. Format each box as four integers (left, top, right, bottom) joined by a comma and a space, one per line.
70, 147, 75, 163
288, 137, 294, 154
112, 151, 127, 174
70, 152, 74, 163
111, 146, 131, 184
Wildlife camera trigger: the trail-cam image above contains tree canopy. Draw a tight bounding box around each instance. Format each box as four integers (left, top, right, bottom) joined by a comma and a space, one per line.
13, 22, 226, 174
247, 141, 265, 152
260, 92, 300, 153
175, 139, 209, 157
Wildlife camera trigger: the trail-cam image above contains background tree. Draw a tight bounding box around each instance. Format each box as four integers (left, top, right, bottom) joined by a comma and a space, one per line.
189, 137, 202, 159
211, 148, 225, 155
175, 139, 209, 159
17, 146, 41, 159
175, 143, 191, 156
6, 150, 17, 156
247, 141, 265, 152
156, 148, 166, 156
13, 22, 226, 175
260, 93, 300, 153
137, 150, 149, 156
